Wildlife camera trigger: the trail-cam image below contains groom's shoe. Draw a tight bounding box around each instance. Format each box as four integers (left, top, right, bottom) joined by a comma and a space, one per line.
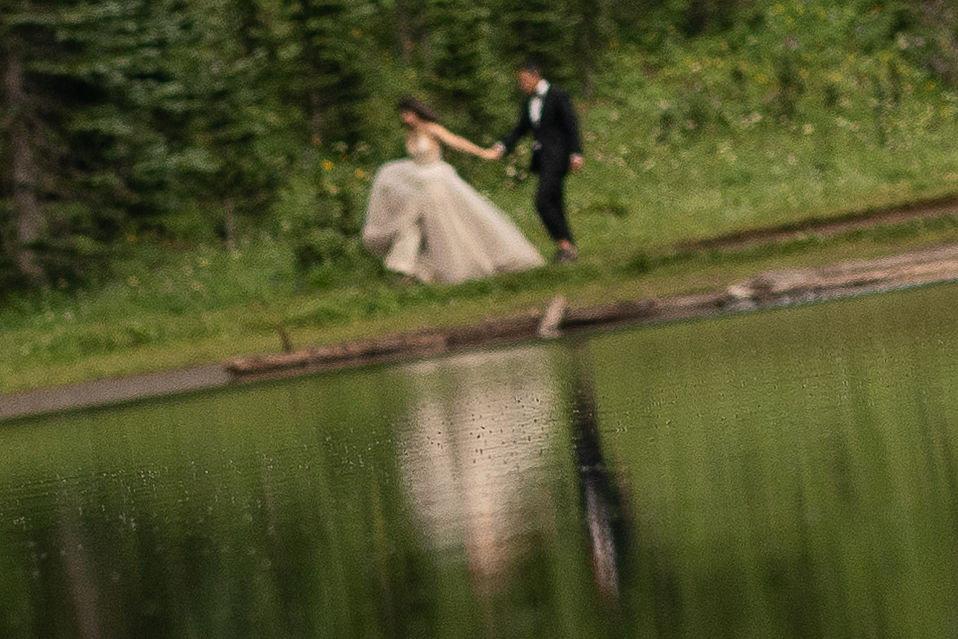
554, 245, 578, 264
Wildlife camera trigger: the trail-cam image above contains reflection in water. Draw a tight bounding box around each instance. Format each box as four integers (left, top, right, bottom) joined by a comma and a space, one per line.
396, 341, 636, 626
57, 493, 102, 639
397, 347, 556, 582
5, 284, 958, 636
567, 339, 630, 607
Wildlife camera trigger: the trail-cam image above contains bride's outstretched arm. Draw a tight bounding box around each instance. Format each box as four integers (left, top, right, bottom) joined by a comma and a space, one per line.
423, 123, 499, 160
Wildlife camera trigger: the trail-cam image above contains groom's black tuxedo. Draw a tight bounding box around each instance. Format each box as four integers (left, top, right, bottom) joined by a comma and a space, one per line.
500, 83, 582, 244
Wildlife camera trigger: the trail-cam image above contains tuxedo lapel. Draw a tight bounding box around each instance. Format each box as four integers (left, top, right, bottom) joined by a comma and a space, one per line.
536, 88, 557, 130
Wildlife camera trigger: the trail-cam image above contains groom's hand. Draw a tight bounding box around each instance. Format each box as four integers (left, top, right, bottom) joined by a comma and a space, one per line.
570, 154, 584, 173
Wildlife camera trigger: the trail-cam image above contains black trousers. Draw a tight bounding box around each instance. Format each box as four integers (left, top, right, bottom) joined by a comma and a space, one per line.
535, 166, 572, 243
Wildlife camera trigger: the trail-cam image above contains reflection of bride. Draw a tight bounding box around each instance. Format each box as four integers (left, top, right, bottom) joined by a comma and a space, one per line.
362, 97, 545, 284
395, 347, 556, 578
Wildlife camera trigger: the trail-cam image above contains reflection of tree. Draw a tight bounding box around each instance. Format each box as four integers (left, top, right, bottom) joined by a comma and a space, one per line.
57, 494, 103, 639
397, 347, 557, 583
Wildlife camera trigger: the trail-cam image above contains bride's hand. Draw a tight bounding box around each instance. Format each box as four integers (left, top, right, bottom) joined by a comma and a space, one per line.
480, 147, 502, 161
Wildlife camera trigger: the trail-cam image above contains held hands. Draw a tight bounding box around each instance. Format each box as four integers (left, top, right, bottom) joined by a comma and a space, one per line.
479, 144, 581, 169
483, 142, 505, 161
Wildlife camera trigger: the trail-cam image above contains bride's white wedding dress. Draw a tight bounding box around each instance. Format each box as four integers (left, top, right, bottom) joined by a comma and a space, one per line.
362, 134, 545, 284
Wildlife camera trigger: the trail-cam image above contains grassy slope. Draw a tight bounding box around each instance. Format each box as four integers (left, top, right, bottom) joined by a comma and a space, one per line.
4, 215, 958, 396
4, 6, 958, 395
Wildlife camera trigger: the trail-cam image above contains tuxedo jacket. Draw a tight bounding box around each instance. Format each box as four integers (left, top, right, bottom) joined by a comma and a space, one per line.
501, 84, 582, 176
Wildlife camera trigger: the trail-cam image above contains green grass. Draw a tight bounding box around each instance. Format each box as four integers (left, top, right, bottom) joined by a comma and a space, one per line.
4, 211, 958, 396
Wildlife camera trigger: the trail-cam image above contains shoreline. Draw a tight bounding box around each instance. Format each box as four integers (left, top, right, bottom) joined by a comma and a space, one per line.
4, 241, 958, 422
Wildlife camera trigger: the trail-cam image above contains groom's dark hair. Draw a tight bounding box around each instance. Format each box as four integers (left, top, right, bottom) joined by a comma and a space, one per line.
520, 59, 544, 76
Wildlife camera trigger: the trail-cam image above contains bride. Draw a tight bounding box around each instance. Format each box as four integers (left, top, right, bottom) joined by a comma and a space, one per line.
362, 97, 545, 284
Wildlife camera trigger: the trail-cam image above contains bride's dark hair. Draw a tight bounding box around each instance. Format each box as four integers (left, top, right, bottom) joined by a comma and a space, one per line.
397, 96, 439, 123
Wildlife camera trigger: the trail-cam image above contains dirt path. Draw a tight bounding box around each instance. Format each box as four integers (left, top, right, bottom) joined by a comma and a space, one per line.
679, 194, 958, 251
4, 198, 958, 422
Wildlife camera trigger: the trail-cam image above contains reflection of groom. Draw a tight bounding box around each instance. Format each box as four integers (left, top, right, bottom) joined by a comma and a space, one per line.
494, 61, 584, 264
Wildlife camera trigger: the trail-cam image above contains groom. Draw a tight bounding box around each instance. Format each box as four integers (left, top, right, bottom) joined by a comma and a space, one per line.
494, 61, 584, 263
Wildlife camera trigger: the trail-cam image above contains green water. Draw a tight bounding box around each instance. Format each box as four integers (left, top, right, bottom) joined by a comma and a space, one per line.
3, 284, 958, 638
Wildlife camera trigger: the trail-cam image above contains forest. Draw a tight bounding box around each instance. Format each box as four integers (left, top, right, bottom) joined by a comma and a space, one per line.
2, 0, 958, 296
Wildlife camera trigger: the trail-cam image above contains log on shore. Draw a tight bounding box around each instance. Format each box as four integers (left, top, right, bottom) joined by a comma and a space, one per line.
227, 331, 448, 376
226, 244, 958, 380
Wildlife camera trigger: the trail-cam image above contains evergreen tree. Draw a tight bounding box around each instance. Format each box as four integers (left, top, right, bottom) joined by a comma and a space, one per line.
283, 0, 372, 147
493, 0, 578, 88
0, 0, 199, 288
567, 0, 617, 96
54, 1, 195, 228
175, 0, 289, 246
390, 0, 429, 65
421, 0, 496, 128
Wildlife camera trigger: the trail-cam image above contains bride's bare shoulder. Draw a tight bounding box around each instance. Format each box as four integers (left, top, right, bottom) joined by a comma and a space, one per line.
421, 122, 452, 141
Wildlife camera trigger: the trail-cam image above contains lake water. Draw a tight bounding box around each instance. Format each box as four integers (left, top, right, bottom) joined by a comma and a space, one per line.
3, 283, 958, 637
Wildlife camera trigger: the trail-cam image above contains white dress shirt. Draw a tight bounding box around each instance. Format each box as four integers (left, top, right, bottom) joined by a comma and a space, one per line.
529, 79, 550, 126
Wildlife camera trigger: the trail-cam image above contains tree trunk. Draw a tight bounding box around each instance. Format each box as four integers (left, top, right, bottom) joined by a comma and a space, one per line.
308, 88, 324, 146
4, 52, 45, 284
223, 196, 237, 249
394, 0, 414, 64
